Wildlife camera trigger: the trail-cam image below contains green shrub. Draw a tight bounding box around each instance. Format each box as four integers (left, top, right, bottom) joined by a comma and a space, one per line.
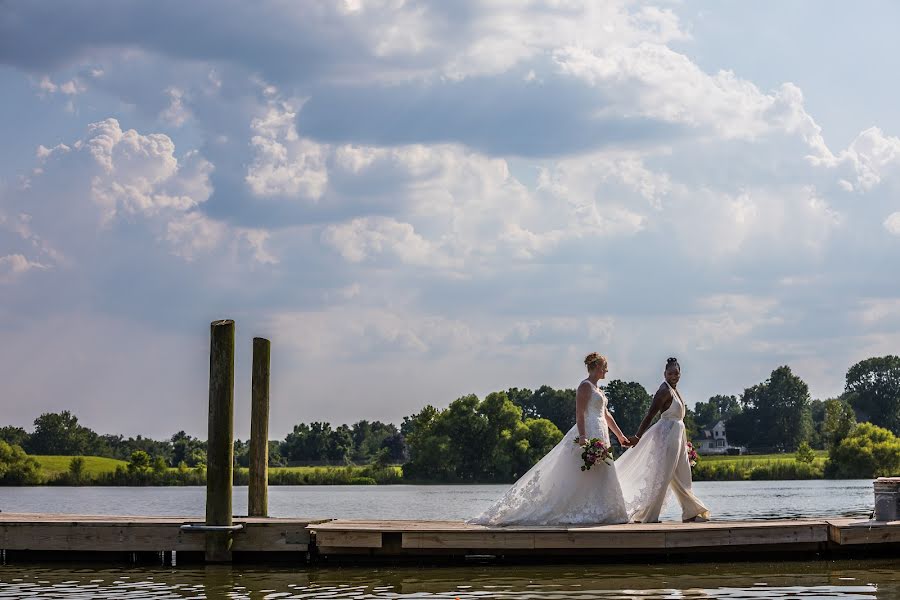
0, 441, 42, 485
349, 476, 377, 485
68, 456, 86, 483
795, 441, 816, 464
826, 422, 900, 478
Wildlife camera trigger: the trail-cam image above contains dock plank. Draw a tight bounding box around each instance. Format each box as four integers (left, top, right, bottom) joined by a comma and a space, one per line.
0, 513, 326, 553
827, 518, 900, 545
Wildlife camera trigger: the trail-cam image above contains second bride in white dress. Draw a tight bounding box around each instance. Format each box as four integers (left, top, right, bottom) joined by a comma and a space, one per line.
469, 352, 630, 526
616, 357, 710, 523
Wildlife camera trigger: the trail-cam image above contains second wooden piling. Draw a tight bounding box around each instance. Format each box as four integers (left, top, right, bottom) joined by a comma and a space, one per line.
249, 337, 271, 518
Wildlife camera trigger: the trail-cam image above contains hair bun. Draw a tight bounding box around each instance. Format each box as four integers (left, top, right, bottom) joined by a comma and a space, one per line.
584, 352, 606, 369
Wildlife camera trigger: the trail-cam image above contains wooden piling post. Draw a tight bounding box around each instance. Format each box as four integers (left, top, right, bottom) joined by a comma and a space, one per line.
206, 319, 235, 562
248, 337, 271, 518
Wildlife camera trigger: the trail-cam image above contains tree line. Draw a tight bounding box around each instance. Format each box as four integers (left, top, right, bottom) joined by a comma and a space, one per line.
0, 413, 407, 473
2, 355, 899, 484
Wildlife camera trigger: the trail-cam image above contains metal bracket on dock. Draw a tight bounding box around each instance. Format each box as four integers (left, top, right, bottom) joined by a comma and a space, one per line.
179, 523, 245, 533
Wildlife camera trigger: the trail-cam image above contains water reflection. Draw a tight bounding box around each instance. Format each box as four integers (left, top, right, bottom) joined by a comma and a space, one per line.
0, 560, 894, 599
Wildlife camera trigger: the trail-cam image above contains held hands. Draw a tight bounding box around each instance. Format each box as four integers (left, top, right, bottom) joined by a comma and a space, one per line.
617, 435, 632, 448
626, 435, 640, 447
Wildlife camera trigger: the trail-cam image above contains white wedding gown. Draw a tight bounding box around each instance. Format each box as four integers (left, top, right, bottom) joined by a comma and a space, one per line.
615, 382, 710, 523
469, 379, 628, 526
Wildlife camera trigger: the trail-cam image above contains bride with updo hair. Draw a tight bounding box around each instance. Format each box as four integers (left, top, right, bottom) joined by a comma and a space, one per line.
470, 352, 631, 525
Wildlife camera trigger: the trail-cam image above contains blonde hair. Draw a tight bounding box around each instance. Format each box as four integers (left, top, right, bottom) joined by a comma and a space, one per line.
584, 352, 607, 371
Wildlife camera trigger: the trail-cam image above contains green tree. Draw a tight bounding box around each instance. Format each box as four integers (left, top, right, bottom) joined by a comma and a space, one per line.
823, 397, 857, 449
327, 425, 354, 463
268, 440, 287, 467
724, 409, 756, 449
171, 431, 205, 467
402, 405, 453, 481
845, 355, 900, 436
694, 394, 742, 427
603, 380, 651, 435
127, 450, 152, 474
280, 422, 337, 463
68, 456, 86, 483
0, 426, 29, 448
152, 455, 169, 475
825, 423, 900, 478
506, 387, 536, 418
529, 386, 577, 433
0, 441, 41, 484
233, 439, 250, 468
795, 441, 815, 464
380, 431, 408, 463
26, 411, 96, 455
738, 366, 812, 451
808, 399, 827, 449
403, 392, 563, 483
523, 418, 563, 466
438, 394, 490, 480
349, 420, 401, 463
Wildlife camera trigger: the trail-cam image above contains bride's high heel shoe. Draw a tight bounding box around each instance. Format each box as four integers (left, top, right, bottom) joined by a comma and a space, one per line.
683, 515, 709, 523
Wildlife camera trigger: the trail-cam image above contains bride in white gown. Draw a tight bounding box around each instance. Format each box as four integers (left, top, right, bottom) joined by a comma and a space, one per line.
616, 357, 710, 523
469, 352, 630, 526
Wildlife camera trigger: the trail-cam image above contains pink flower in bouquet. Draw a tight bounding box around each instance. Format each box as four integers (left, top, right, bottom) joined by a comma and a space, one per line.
574, 436, 614, 471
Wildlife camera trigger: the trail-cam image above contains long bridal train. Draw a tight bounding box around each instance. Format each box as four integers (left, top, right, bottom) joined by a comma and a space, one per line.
469, 378, 628, 526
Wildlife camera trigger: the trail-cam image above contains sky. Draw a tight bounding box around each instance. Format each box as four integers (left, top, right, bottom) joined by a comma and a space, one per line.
2, 1, 899, 440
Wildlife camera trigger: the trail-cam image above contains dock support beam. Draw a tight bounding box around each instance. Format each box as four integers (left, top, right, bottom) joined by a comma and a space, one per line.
249, 336, 271, 518
206, 319, 235, 563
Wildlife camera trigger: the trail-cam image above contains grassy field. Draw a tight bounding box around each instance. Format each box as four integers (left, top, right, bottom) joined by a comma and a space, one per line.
693, 451, 827, 481
701, 450, 827, 464
32, 455, 128, 478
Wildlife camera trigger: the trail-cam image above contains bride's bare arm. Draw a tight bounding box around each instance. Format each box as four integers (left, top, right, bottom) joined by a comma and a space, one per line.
604, 410, 629, 446
633, 384, 671, 440
575, 381, 591, 444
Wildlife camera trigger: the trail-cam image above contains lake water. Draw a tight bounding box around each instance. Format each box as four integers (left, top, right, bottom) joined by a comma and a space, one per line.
0, 480, 886, 599
1, 560, 897, 599
0, 480, 876, 521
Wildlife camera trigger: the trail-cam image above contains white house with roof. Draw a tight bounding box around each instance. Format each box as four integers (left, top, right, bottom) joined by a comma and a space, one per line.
695, 420, 733, 455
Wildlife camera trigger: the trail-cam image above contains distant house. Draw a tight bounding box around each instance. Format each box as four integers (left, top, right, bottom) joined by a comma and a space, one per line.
696, 420, 732, 455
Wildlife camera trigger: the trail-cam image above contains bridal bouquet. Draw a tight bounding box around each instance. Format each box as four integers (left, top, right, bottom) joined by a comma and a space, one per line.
686, 441, 699, 468
574, 437, 614, 471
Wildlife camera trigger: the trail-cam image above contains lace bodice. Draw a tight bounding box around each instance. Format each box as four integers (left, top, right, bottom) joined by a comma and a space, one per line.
660, 382, 685, 421
582, 379, 610, 443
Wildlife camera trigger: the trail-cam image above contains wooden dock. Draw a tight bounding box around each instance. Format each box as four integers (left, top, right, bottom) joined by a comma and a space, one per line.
1, 513, 898, 563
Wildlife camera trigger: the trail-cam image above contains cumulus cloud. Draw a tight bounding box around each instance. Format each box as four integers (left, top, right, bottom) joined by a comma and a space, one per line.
815, 127, 900, 192
2, 118, 279, 271
885, 212, 900, 235
245, 99, 328, 200
0, 253, 49, 282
